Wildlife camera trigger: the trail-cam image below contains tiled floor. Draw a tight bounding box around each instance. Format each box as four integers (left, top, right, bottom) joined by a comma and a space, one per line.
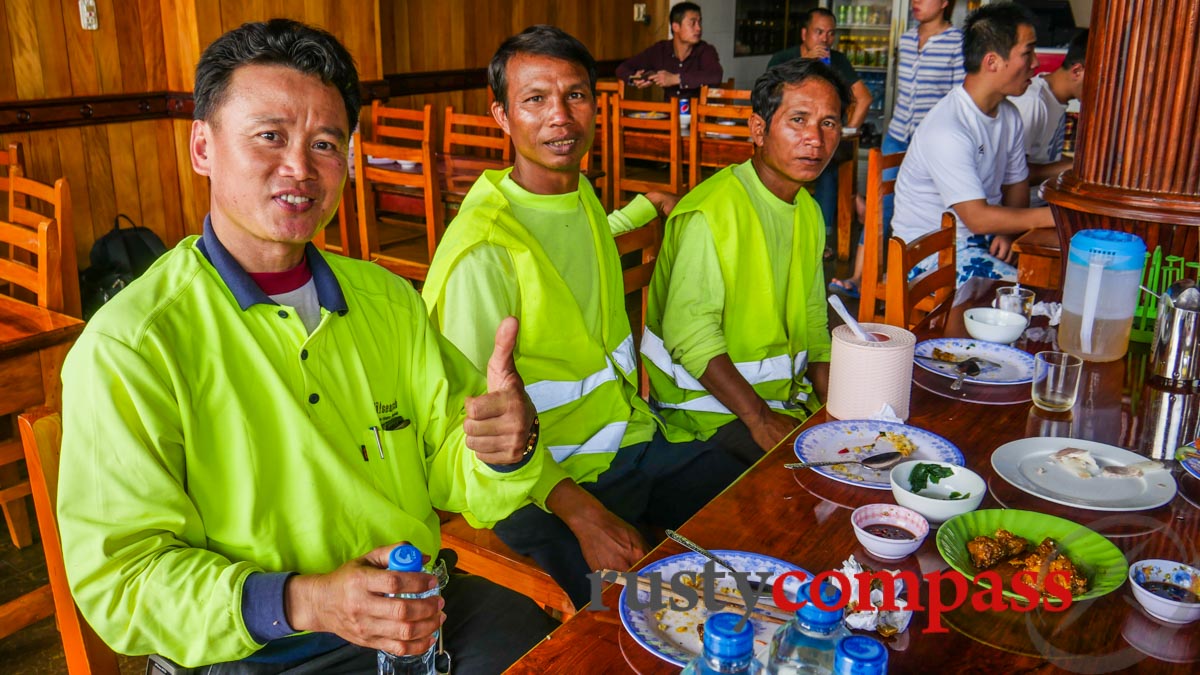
0, 514, 147, 674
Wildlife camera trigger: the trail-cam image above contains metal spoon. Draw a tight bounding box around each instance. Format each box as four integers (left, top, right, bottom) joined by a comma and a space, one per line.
784, 451, 905, 472
665, 529, 739, 575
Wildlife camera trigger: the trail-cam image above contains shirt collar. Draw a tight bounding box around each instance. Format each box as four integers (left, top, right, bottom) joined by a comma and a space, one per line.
197, 216, 348, 314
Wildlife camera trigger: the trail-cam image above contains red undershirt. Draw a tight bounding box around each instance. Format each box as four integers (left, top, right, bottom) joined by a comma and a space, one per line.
247, 255, 313, 295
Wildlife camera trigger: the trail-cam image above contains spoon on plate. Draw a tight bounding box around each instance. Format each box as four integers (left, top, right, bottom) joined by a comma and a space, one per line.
784, 451, 905, 472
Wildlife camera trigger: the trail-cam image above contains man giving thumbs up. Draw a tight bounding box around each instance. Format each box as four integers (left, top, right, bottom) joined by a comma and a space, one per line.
463, 317, 540, 465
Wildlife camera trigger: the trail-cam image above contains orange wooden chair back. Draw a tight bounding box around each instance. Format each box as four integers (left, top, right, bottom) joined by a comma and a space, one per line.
581, 91, 613, 210
0, 141, 26, 218
6, 172, 79, 318
689, 85, 754, 189
18, 408, 120, 675
0, 215, 61, 311
615, 218, 663, 397
443, 106, 511, 162
859, 148, 906, 323
612, 96, 682, 206
353, 102, 443, 282
885, 212, 957, 329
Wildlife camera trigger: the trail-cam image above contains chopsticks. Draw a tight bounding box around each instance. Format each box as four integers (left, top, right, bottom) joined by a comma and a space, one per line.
604, 569, 791, 626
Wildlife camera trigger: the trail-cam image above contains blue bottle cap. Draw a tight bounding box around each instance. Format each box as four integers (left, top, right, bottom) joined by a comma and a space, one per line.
797, 580, 844, 628
387, 544, 424, 572
1067, 230, 1146, 271
702, 612, 755, 661
834, 635, 888, 675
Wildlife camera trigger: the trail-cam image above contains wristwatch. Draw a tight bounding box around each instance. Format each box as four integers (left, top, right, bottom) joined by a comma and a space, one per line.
521, 416, 540, 457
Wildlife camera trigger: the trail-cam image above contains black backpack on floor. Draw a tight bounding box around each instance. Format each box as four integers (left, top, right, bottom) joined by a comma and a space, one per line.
79, 214, 167, 319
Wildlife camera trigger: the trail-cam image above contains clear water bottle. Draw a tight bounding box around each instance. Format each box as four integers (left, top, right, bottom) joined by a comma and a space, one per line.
378, 544, 438, 675
681, 612, 764, 674
764, 580, 850, 674
833, 635, 888, 675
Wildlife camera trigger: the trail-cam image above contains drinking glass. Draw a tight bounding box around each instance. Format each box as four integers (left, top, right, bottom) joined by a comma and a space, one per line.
994, 286, 1036, 321
1032, 351, 1083, 412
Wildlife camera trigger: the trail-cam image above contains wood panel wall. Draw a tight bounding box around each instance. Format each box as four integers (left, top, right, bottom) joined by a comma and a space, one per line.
0, 0, 665, 268
378, 0, 668, 132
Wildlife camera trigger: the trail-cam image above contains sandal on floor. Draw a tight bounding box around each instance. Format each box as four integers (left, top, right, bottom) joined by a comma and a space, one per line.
827, 278, 860, 299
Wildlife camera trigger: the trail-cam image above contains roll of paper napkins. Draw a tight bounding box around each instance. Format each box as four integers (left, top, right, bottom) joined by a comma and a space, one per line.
827, 323, 916, 421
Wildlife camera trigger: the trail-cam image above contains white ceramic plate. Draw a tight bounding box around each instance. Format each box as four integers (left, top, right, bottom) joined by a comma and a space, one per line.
619, 550, 805, 667
991, 437, 1177, 511
628, 111, 669, 120
913, 338, 1035, 385
793, 420, 964, 490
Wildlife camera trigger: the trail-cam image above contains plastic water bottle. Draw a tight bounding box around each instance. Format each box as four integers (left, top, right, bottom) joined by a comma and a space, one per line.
833, 635, 888, 675
378, 544, 438, 675
764, 580, 850, 674
681, 612, 764, 674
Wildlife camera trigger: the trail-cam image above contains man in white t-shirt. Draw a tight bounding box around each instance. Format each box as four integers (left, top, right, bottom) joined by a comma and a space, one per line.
891, 2, 1055, 285
1009, 30, 1088, 206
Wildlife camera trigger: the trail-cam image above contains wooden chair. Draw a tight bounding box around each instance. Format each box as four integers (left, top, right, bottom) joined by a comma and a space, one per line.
582, 91, 613, 211
312, 182, 361, 260
438, 221, 665, 616
689, 86, 754, 189
885, 212, 957, 329
354, 102, 443, 282
12, 408, 120, 673
0, 142, 26, 219
858, 148, 907, 323
7, 172, 79, 318
443, 106, 511, 162
0, 214, 60, 551
615, 218, 663, 397
612, 96, 682, 206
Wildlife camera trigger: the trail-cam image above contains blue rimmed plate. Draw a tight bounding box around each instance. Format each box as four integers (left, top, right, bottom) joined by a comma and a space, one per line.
1181, 441, 1200, 482
914, 338, 1035, 385
619, 550, 806, 667
793, 420, 964, 489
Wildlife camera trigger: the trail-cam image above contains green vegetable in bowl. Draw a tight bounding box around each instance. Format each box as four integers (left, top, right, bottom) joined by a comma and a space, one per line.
947, 491, 971, 500
908, 463, 954, 492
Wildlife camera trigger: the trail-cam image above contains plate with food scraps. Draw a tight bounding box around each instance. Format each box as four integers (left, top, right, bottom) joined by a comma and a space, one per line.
937, 508, 1127, 604
913, 338, 1035, 385
793, 420, 964, 490
628, 111, 669, 120
1180, 441, 1200, 482
619, 550, 807, 667
991, 437, 1177, 511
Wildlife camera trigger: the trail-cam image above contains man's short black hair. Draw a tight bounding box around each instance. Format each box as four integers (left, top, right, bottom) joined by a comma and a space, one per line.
804, 7, 836, 29
752, 58, 852, 129
489, 25, 597, 109
1062, 29, 1089, 70
963, 2, 1037, 74
670, 2, 702, 26
194, 19, 361, 132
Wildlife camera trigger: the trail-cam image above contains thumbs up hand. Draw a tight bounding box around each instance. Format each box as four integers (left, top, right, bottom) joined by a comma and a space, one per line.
464, 317, 538, 465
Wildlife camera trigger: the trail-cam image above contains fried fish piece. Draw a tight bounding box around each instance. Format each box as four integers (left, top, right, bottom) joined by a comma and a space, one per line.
967, 535, 1006, 569
1015, 538, 1088, 596
994, 529, 1029, 558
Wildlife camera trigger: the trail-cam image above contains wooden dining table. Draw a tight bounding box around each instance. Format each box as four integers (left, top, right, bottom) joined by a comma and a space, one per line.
0, 293, 84, 639
507, 278, 1200, 673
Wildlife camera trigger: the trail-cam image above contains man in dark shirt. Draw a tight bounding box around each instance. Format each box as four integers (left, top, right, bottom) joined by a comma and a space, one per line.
616, 2, 723, 99
768, 8, 872, 256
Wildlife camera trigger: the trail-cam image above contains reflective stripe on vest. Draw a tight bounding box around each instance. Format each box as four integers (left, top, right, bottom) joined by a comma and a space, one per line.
641, 328, 810, 413
547, 421, 628, 463
526, 334, 636, 413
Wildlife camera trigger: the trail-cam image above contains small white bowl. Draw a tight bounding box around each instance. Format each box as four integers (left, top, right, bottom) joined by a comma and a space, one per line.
1129, 559, 1200, 624
890, 460, 986, 524
851, 504, 929, 560
396, 160, 419, 170
964, 307, 1028, 344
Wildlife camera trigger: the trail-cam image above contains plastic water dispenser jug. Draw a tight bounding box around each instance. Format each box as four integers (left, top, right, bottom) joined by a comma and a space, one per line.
1059, 230, 1146, 362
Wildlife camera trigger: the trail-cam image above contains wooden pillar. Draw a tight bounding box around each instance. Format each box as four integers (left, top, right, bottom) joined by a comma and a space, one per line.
1044, 0, 1200, 272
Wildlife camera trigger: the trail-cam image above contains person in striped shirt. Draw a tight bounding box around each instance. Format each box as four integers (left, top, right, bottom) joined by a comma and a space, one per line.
829, 0, 963, 299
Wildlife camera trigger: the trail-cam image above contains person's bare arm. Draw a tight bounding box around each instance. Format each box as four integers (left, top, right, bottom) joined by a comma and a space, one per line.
545, 479, 647, 572
952, 183, 1054, 236
1026, 158, 1072, 185
848, 80, 873, 129
699, 355, 799, 453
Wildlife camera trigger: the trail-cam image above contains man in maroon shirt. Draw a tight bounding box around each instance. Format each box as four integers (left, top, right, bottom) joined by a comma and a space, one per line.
616, 2, 724, 99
